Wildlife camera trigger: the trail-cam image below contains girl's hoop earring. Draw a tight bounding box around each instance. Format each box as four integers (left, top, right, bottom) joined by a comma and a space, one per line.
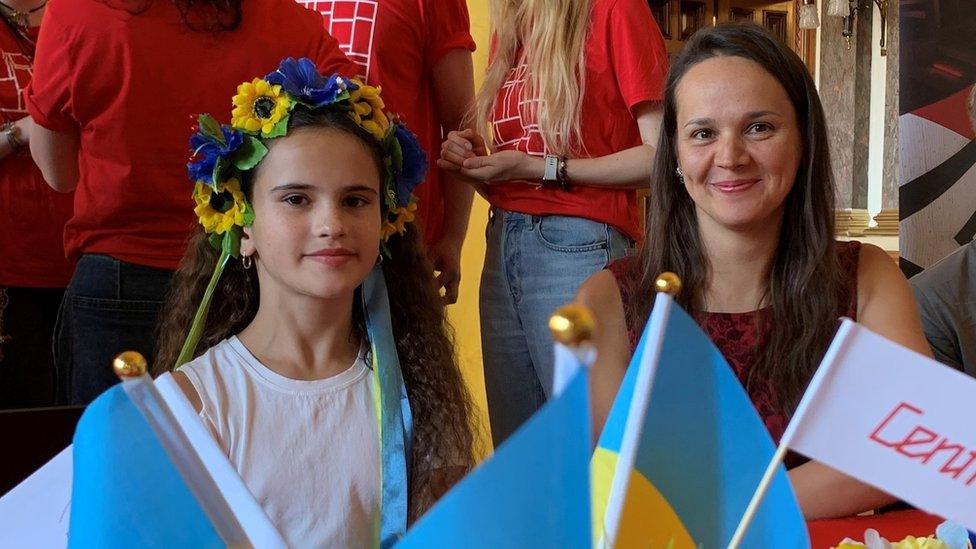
242, 254, 252, 270
376, 253, 384, 265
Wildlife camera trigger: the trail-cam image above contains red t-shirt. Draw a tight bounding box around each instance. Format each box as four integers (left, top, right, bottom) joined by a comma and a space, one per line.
0, 24, 74, 288
487, 0, 667, 241
25, 0, 357, 270
300, 0, 476, 247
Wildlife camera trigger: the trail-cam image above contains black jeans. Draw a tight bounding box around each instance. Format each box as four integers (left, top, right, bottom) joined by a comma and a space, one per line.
54, 254, 173, 405
0, 286, 63, 409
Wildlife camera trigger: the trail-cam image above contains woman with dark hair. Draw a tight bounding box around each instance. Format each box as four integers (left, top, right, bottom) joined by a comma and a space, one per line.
24, 0, 357, 404
576, 23, 931, 519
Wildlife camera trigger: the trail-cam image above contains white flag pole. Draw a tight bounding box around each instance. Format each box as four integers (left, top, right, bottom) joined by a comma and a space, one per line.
726, 443, 790, 549
726, 319, 857, 549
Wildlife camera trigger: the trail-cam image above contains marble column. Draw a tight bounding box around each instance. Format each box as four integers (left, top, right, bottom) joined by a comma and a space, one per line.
818, 0, 873, 235
874, 0, 899, 234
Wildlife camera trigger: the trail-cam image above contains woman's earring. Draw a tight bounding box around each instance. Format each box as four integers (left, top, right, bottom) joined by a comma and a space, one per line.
376, 253, 384, 265
241, 254, 252, 270
675, 167, 685, 183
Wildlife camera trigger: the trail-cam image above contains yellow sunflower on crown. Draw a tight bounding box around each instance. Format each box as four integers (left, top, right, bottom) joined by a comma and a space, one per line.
348, 82, 389, 140
381, 201, 417, 240
231, 78, 292, 136
192, 178, 253, 235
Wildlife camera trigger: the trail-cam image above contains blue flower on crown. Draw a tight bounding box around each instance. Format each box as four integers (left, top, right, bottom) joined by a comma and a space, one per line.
392, 123, 427, 207
264, 57, 354, 108
187, 125, 244, 185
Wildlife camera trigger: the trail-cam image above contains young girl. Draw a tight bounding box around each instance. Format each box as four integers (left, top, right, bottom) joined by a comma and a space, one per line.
153, 59, 475, 546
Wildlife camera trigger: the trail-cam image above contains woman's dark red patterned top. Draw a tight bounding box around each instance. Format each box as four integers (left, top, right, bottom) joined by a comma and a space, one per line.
608, 241, 861, 450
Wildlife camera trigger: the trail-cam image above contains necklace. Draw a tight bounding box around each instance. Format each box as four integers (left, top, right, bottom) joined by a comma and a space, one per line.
0, 0, 45, 28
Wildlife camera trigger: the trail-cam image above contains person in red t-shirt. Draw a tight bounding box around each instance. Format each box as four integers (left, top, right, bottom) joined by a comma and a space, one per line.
25, 0, 357, 405
439, 0, 668, 445
299, 0, 476, 303
0, 1, 75, 409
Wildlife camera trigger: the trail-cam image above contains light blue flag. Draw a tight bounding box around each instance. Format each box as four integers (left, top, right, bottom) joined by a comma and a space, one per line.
397, 348, 592, 548
69, 383, 223, 548
592, 293, 808, 548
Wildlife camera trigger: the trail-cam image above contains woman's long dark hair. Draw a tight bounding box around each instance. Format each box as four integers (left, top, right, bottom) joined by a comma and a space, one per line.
629, 23, 843, 413
155, 108, 476, 519
97, 0, 242, 31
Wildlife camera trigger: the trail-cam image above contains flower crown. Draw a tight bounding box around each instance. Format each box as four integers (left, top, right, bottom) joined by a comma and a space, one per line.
186, 57, 428, 258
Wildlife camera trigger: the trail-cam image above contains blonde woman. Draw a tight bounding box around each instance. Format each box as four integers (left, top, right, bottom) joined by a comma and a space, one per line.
439, 0, 668, 445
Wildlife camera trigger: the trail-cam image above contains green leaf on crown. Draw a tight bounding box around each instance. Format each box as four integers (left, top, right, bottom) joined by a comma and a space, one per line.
264, 114, 290, 139
198, 114, 225, 145
233, 136, 268, 171
207, 232, 223, 251
241, 200, 255, 227
222, 228, 242, 258
386, 127, 404, 174
212, 156, 231, 188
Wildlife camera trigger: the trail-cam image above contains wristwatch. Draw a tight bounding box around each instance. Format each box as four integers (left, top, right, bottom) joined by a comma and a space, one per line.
542, 154, 559, 183
542, 154, 571, 191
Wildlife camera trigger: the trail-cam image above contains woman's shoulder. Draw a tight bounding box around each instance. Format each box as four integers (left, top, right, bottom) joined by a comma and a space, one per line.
844, 241, 934, 357
575, 264, 631, 337
851, 241, 902, 298
578, 260, 633, 309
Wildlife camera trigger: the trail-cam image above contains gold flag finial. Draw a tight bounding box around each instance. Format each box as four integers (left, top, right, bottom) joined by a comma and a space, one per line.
548, 304, 596, 347
655, 272, 682, 296
113, 351, 148, 379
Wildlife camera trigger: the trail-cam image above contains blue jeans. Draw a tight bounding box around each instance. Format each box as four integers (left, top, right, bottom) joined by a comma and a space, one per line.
480, 209, 631, 446
54, 254, 173, 405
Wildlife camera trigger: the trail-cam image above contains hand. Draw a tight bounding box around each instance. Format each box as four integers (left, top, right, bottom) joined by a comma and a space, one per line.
428, 233, 464, 305
438, 129, 487, 171
458, 150, 541, 184
438, 130, 492, 191
14, 116, 32, 146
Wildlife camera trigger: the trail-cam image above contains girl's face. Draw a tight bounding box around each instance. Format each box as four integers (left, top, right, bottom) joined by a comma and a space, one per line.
242, 127, 382, 301
674, 55, 803, 233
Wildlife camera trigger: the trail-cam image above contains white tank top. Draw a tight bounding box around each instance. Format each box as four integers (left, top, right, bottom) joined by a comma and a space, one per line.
180, 336, 380, 548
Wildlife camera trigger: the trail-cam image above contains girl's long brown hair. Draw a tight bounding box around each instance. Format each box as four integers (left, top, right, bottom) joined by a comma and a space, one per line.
155, 109, 475, 519
629, 24, 843, 413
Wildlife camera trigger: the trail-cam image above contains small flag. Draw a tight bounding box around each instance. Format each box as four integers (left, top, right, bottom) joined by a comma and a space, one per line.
782, 319, 976, 532
69, 373, 285, 547
397, 343, 592, 548
69, 381, 224, 547
592, 293, 808, 548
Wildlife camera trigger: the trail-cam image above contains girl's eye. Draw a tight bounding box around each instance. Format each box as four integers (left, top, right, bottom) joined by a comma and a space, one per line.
344, 195, 370, 208
283, 195, 309, 206
691, 128, 714, 140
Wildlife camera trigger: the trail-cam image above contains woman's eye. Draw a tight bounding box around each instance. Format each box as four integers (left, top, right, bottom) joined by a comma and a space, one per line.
691, 128, 714, 140
747, 122, 774, 134
283, 195, 309, 206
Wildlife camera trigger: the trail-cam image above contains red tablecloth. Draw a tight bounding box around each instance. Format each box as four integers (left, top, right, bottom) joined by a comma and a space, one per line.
807, 510, 946, 548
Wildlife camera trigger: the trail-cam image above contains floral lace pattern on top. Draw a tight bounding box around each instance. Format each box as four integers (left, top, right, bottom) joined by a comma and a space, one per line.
608, 241, 861, 450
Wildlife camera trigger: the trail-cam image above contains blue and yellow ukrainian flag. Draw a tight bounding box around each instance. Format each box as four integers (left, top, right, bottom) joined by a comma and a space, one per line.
398, 342, 592, 548
591, 293, 808, 548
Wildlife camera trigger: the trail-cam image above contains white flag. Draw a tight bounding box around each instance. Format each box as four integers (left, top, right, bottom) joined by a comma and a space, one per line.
782, 319, 976, 531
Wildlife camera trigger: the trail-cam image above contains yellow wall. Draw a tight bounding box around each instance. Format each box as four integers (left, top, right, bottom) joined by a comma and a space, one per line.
447, 0, 492, 460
